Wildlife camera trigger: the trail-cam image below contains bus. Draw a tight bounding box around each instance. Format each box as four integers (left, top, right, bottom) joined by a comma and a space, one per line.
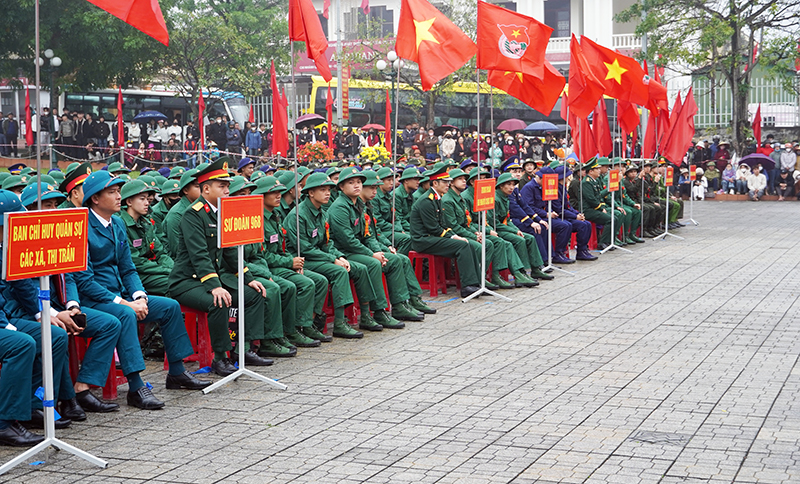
298, 75, 570, 132
61, 88, 250, 126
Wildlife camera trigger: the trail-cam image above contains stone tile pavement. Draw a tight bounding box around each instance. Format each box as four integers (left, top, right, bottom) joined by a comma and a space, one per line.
1, 200, 800, 483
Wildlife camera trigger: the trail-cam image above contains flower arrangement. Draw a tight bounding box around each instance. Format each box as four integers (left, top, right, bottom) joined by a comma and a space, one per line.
360, 145, 391, 164
297, 142, 334, 164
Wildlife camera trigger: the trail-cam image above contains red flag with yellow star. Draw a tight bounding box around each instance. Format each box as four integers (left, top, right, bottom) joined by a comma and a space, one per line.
486, 61, 564, 116
579, 36, 648, 106
477, 1, 552, 79
395, 0, 477, 91
568, 34, 605, 119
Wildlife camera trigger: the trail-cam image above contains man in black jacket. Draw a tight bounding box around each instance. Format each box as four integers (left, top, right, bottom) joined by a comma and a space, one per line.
95, 116, 111, 149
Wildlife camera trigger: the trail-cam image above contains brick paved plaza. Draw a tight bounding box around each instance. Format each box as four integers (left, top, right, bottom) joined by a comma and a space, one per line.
1, 200, 799, 483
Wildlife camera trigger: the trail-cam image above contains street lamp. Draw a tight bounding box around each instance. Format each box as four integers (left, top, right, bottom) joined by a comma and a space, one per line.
43, 49, 61, 169
376, 50, 403, 107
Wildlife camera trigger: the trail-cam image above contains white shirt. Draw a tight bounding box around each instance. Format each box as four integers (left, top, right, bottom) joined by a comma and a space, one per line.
90, 209, 147, 304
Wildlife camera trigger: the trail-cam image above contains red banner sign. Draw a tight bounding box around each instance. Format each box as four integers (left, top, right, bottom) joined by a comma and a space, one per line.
3, 208, 89, 281
341, 66, 351, 121
665, 166, 674, 186
542, 173, 559, 201
689, 164, 696, 181
608, 169, 620, 192
473, 178, 495, 212
218, 195, 264, 248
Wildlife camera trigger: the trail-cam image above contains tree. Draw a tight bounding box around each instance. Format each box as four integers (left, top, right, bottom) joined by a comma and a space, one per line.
0, 0, 165, 93
616, 0, 800, 153
156, 0, 291, 122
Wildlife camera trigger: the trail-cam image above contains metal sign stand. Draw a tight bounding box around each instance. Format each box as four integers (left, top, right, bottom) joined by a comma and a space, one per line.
203, 244, 288, 394
653, 176, 684, 241
542, 200, 574, 276
601, 191, 632, 254
462, 211, 511, 303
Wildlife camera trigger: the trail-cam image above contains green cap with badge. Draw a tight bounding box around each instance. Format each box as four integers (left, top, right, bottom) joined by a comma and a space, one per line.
252, 176, 286, 195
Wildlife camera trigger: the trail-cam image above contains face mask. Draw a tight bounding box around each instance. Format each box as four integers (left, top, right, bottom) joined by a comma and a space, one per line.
216, 119, 222, 123
188, 135, 193, 139
251, 127, 256, 131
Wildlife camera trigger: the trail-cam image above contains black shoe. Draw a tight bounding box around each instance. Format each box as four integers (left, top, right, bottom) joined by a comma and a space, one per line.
59, 398, 87, 421
675, 221, 686, 227
576, 250, 598, 261
552, 254, 575, 265
126, 386, 165, 410
166, 370, 213, 390
0, 422, 45, 447
22, 409, 71, 429
211, 358, 238, 377
596, 243, 609, 250
460, 286, 481, 298
243, 350, 274, 366
75, 391, 119, 414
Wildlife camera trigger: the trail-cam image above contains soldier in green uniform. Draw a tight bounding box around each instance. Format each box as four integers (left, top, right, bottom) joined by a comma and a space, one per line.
493, 173, 551, 281
623, 164, 658, 238
2, 175, 29, 195
168, 158, 275, 376
567, 163, 584, 210
169, 166, 186, 180
283, 173, 372, 339
654, 159, 685, 228
391, 167, 422, 231
359, 170, 436, 316
322, 167, 341, 212
276, 171, 299, 220
117, 180, 174, 295
606, 158, 644, 244
639, 162, 666, 233
253, 176, 332, 344
409, 165, 482, 299
328, 168, 417, 327
373, 167, 413, 255
413, 174, 431, 202
150, 177, 183, 230
161, 169, 201, 257
107, 162, 130, 177
58, 161, 93, 208
580, 157, 624, 249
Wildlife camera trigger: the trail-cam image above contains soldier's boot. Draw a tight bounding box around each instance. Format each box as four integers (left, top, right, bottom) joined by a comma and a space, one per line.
530, 267, 554, 281
484, 279, 499, 290
358, 313, 383, 332
302, 325, 332, 343
392, 302, 423, 322
333, 319, 363, 339
285, 328, 321, 348
258, 339, 297, 358
513, 271, 538, 287
408, 295, 436, 314
374, 310, 406, 329
491, 272, 516, 289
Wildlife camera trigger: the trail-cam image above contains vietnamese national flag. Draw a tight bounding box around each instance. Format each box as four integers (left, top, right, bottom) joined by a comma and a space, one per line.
592, 99, 612, 157
642, 110, 657, 159
24, 88, 33, 147
249, 105, 255, 124
752, 103, 762, 144
270, 61, 290, 156
384, 89, 392, 153
85, 0, 169, 46
361, 0, 370, 14
659, 93, 682, 155
579, 36, 649, 106
289, 0, 332, 82
617, 100, 639, 138
395, 0, 477, 91
486, 61, 565, 116
568, 35, 605, 119
574, 116, 598, 162
477, 1, 552, 79
663, 88, 697, 165
198, 89, 205, 150
117, 86, 124, 145
326, 86, 334, 147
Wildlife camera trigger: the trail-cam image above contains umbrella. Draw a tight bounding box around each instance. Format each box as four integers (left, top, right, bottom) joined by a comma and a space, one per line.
497, 118, 527, 131
738, 153, 775, 171
133, 110, 168, 123
434, 124, 458, 136
525, 121, 559, 132
295, 113, 325, 128
361, 123, 385, 131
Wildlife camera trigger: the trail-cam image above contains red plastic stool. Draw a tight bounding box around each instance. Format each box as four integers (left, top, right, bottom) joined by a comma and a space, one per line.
163, 305, 213, 371
68, 335, 126, 400
589, 222, 598, 250
409, 251, 448, 297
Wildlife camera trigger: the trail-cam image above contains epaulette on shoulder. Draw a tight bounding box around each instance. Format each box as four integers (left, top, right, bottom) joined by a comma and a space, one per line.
192, 201, 204, 211
428, 192, 435, 200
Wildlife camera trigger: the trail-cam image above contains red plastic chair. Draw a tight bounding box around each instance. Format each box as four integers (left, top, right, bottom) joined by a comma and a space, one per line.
162, 305, 213, 371
408, 251, 448, 297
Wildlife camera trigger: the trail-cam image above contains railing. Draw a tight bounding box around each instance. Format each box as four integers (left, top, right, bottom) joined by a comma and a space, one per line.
545, 37, 570, 54
611, 34, 641, 50
247, 94, 311, 126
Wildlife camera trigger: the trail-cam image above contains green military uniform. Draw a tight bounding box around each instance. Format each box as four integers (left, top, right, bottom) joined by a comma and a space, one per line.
372, 168, 413, 255
408, 167, 481, 289
580, 158, 623, 246
168, 160, 267, 359
623, 165, 661, 237
255, 177, 329, 342
284, 173, 373, 339
150, 178, 182, 231
117, 208, 174, 296
602, 162, 643, 244
493, 174, 545, 271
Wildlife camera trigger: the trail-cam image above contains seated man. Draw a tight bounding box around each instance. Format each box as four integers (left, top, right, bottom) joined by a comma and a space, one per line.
75, 171, 211, 410
409, 165, 482, 299
516, 164, 574, 265
15, 184, 123, 419
328, 167, 416, 327
170, 159, 279, 375
284, 173, 378, 339
253, 175, 331, 344
552, 165, 596, 261
57, 161, 93, 209
580, 157, 624, 250
160, 169, 200, 257
747, 165, 767, 201
117, 179, 174, 295
150, 178, 183, 230
606, 158, 643, 245
0, 327, 41, 447
493, 173, 552, 282
372, 167, 413, 255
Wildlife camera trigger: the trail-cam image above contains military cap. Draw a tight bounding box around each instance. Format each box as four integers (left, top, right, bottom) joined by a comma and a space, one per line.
361, 170, 382, 187
139, 167, 154, 176
8, 163, 27, 175
250, 171, 266, 182
196, 157, 234, 184
0, 190, 24, 224
252, 176, 286, 195
301, 172, 335, 193
48, 170, 65, 184
425, 164, 451, 182
399, 167, 423, 181
277, 171, 298, 193
459, 158, 477, 170
137, 175, 161, 194
548, 160, 562, 169
120, 179, 156, 202
59, 161, 93, 194
377, 167, 395, 180
326, 166, 342, 177
65, 162, 81, 175
597, 157, 611, 166
501, 157, 522, 172
108, 162, 130, 174
521, 158, 536, 166
20, 182, 65, 208
337, 166, 367, 185
169, 166, 186, 179
2, 175, 29, 192
0, 173, 9, 184
535, 166, 556, 178
495, 172, 518, 186
177, 169, 199, 192
554, 165, 573, 180
229, 176, 257, 195
25, 175, 56, 187
237, 157, 256, 171
611, 157, 623, 166
161, 178, 181, 196
624, 164, 640, 175
467, 166, 491, 182
582, 157, 600, 170
448, 168, 468, 180
82, 171, 126, 206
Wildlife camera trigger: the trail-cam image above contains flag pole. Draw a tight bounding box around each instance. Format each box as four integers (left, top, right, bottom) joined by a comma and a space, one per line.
462, 67, 509, 303
391, 59, 401, 249
291, 41, 301, 258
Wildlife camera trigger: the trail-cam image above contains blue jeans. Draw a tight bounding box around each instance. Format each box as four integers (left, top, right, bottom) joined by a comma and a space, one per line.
735, 180, 748, 194
721, 179, 735, 192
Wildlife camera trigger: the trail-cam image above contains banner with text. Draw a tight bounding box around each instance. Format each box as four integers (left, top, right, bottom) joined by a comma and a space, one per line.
218, 195, 264, 248
542, 173, 559, 201
3, 208, 89, 281
608, 170, 620, 192
473, 178, 496, 212
665, 166, 674, 186
689, 165, 696, 181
